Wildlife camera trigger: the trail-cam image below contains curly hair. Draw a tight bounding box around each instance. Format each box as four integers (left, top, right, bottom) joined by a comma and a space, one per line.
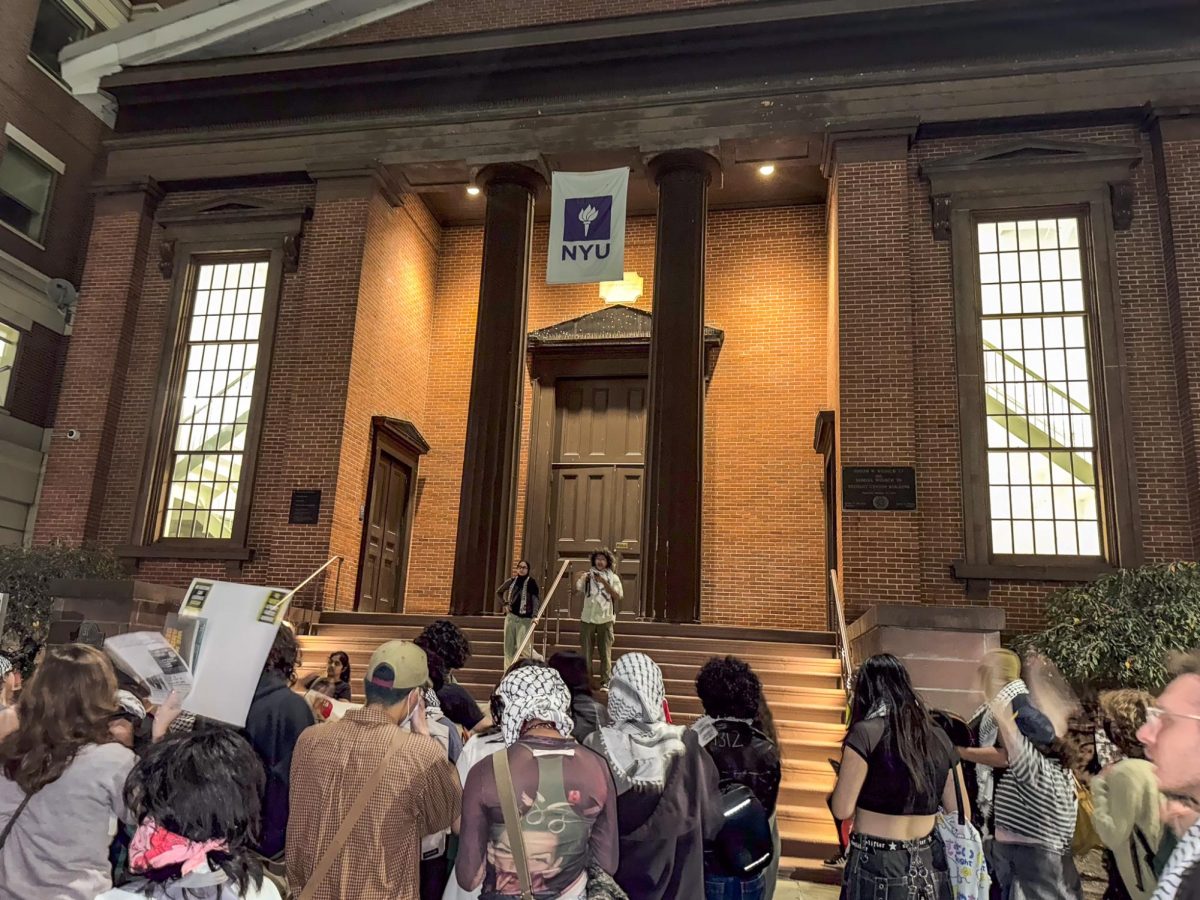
415, 620, 471, 671
125, 729, 266, 894
0, 644, 118, 794
1100, 688, 1155, 758
264, 626, 300, 683
696, 655, 764, 720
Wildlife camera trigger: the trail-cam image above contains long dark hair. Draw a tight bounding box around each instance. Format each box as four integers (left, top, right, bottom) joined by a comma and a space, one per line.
329, 651, 351, 685
124, 729, 265, 893
849, 654, 938, 802
0, 644, 117, 794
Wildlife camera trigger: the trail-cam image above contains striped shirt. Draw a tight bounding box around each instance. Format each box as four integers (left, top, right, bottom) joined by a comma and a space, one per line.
993, 730, 1077, 850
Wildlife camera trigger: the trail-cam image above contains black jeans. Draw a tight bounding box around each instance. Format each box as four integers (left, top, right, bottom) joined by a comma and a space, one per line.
842, 832, 953, 900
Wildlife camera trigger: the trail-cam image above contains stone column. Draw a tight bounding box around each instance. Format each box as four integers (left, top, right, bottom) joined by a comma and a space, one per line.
642, 151, 720, 623
450, 165, 544, 615
35, 178, 162, 544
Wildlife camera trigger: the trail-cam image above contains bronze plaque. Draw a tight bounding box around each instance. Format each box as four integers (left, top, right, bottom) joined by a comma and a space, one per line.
842, 467, 917, 511
288, 490, 322, 525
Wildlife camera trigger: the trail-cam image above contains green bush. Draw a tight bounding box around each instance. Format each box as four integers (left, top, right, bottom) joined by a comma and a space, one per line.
0, 543, 125, 673
1015, 561, 1200, 693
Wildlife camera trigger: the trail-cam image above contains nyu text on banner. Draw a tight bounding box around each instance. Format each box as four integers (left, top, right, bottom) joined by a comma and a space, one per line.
547, 167, 629, 285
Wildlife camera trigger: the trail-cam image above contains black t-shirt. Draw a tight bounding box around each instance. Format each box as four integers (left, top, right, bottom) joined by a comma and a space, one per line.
844, 717, 958, 816
438, 682, 484, 730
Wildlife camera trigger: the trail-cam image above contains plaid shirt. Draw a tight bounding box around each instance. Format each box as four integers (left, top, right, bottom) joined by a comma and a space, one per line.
286, 705, 462, 900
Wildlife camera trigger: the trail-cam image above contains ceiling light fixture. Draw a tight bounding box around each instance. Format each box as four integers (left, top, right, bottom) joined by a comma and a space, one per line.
466, 186, 481, 196
599, 271, 644, 305
757, 163, 777, 177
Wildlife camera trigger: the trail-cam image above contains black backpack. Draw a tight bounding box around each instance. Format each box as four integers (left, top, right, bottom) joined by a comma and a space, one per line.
711, 782, 775, 878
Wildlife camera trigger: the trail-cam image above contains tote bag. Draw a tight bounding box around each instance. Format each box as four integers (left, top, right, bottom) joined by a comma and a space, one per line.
936, 770, 990, 900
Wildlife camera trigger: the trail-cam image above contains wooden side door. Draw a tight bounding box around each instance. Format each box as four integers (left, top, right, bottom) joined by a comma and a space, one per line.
358, 449, 412, 613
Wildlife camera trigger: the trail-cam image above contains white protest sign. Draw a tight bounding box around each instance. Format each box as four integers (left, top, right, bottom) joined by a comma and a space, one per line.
547, 168, 629, 285
178, 578, 291, 727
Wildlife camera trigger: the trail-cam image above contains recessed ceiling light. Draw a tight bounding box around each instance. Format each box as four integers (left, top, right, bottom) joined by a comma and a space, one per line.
466, 186, 481, 196
758, 164, 777, 177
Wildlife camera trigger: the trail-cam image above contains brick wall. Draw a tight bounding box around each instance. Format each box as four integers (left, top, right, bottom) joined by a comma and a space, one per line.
833, 145, 921, 620
0, 0, 107, 283
407, 206, 829, 630
323, 0, 754, 46
327, 193, 441, 607
7, 320, 64, 427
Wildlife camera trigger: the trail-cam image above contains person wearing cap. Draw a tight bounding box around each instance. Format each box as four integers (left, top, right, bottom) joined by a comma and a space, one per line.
977, 660, 1081, 900
286, 640, 461, 900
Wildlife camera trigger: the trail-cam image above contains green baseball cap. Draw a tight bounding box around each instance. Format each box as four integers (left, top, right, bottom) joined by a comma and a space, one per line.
366, 640, 430, 692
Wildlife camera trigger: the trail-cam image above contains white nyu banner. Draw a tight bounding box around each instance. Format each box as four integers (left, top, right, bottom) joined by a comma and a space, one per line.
547, 167, 629, 285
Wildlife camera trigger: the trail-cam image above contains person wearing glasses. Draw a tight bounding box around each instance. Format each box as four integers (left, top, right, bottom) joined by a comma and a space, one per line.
1137, 650, 1200, 900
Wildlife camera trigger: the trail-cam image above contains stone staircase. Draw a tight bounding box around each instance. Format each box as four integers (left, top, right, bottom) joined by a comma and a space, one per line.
297, 613, 844, 881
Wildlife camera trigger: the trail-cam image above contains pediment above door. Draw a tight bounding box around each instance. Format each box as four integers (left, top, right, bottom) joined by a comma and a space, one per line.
527, 305, 724, 382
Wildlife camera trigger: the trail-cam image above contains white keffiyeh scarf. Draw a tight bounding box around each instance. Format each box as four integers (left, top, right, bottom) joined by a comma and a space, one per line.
1154, 820, 1200, 900
972, 678, 1029, 822
496, 665, 574, 747
595, 652, 685, 793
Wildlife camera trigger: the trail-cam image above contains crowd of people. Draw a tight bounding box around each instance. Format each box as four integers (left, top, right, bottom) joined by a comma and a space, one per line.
3, 613, 1200, 900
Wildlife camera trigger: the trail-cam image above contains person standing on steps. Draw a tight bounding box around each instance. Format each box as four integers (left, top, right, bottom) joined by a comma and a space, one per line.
575, 548, 622, 688
497, 560, 540, 670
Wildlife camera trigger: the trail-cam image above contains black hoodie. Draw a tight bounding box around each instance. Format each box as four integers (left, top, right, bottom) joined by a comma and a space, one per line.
244, 671, 315, 858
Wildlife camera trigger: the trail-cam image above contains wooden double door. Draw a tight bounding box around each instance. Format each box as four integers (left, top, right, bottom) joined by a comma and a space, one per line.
550, 378, 646, 619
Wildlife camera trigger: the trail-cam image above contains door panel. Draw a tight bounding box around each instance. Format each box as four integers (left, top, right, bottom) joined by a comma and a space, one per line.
358, 451, 412, 613
548, 378, 646, 618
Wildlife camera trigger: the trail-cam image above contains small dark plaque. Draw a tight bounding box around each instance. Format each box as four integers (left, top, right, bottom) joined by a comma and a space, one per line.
843, 467, 917, 511
288, 490, 322, 525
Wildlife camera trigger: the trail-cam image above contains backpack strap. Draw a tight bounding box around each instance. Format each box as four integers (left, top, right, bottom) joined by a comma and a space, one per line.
494, 748, 535, 900
296, 739, 401, 900
0, 792, 34, 852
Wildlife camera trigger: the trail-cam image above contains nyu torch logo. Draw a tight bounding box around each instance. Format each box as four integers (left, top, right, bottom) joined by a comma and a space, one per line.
562, 195, 613, 261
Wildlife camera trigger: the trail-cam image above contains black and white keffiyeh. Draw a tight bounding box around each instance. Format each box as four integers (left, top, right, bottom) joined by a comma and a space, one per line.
973, 678, 1029, 822
497, 665, 574, 747
1154, 820, 1200, 900
0, 656, 11, 680
596, 653, 686, 792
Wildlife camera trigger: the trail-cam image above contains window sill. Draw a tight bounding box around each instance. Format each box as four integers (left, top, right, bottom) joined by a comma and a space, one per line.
0, 220, 46, 250
952, 560, 1116, 583
26, 56, 73, 95
117, 544, 254, 562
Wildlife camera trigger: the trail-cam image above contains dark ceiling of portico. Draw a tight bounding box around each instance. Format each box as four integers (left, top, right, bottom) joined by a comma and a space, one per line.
404, 141, 826, 226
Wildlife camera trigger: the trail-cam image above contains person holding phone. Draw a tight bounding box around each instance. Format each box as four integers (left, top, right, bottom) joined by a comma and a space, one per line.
575, 548, 623, 688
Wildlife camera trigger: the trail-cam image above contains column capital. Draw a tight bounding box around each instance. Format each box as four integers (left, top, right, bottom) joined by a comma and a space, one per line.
1144, 104, 1200, 141
88, 176, 164, 215
820, 124, 916, 178
474, 163, 547, 195
646, 150, 721, 187
307, 159, 404, 206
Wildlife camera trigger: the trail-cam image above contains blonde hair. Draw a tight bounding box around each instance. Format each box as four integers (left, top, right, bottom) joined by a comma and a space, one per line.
983, 649, 1022, 683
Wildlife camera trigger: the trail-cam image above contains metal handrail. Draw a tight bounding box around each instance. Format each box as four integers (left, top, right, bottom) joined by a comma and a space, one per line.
829, 568, 853, 696
515, 560, 571, 663
283, 555, 343, 634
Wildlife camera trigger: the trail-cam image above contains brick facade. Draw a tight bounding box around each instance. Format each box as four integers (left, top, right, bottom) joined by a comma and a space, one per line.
33, 125, 1200, 635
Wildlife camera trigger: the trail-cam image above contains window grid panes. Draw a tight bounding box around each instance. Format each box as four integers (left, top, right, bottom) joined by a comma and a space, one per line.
160, 260, 268, 541
0, 322, 18, 405
977, 216, 1103, 558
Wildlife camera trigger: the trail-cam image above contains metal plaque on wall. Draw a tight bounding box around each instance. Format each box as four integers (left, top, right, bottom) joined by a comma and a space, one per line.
288, 490, 322, 524
842, 467, 917, 511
